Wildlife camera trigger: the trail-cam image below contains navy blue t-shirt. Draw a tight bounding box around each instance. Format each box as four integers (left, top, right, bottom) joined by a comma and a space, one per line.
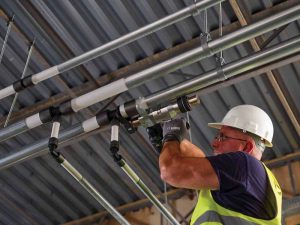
207, 151, 275, 219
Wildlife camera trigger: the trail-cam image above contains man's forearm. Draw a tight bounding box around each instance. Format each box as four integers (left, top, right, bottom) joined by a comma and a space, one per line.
160, 141, 180, 159
159, 140, 205, 169
159, 141, 180, 177
179, 140, 206, 157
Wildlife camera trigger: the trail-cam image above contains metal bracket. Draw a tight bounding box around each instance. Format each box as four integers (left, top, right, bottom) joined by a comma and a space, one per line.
200, 32, 211, 52
215, 55, 227, 81
135, 97, 156, 128
192, 0, 202, 16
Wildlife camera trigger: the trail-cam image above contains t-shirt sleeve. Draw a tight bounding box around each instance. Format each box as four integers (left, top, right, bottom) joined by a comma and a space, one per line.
206, 152, 270, 219
207, 152, 249, 193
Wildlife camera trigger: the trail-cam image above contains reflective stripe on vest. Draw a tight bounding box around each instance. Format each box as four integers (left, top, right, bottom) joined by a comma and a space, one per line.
193, 210, 257, 225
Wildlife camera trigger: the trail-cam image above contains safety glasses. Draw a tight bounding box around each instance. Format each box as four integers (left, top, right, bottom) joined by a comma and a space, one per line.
215, 133, 248, 142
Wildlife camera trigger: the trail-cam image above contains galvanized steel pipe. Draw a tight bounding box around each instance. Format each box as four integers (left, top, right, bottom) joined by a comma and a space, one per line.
60, 4, 300, 112
0, 0, 223, 100
61, 158, 131, 225
1, 5, 300, 142
121, 161, 180, 225
0, 36, 300, 170
144, 36, 300, 106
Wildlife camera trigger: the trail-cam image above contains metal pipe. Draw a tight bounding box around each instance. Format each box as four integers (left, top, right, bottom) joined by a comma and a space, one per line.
0, 123, 84, 170
144, 36, 300, 106
110, 122, 179, 224
1, 35, 299, 143
0, 6, 299, 141
0, 120, 28, 142
56, 5, 300, 112
132, 96, 199, 127
0, 0, 222, 100
0, 112, 44, 142
121, 160, 180, 225
46, 119, 130, 224
125, 5, 300, 87
60, 157, 131, 225
0, 36, 299, 170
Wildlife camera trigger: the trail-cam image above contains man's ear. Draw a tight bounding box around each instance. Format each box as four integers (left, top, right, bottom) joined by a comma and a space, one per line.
243, 141, 254, 154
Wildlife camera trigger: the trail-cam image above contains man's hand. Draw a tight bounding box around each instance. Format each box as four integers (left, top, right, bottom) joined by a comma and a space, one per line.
162, 118, 189, 144
146, 123, 163, 154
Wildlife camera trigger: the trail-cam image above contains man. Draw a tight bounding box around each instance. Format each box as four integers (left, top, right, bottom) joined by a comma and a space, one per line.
147, 105, 282, 225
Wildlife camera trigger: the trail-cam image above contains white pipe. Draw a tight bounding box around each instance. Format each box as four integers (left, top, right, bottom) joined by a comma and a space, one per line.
25, 113, 43, 129
0, 85, 15, 99
50, 122, 60, 138
82, 116, 100, 133
71, 78, 128, 112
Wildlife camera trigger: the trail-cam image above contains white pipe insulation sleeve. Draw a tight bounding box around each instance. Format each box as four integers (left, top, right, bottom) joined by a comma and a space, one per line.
31, 66, 59, 84
51, 122, 61, 138
82, 117, 100, 133
111, 125, 119, 142
71, 78, 128, 112
0, 85, 15, 99
25, 113, 43, 129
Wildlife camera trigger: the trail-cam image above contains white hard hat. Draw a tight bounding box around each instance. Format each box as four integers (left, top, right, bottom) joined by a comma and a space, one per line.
208, 105, 273, 147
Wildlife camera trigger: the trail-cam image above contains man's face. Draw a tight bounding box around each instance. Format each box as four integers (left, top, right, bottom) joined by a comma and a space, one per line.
211, 126, 249, 155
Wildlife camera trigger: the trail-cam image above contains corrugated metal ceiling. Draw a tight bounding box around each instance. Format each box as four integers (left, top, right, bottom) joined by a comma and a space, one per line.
0, 0, 299, 224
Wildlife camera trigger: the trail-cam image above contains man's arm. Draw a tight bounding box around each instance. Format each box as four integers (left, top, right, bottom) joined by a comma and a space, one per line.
146, 119, 218, 189
179, 139, 206, 157
159, 141, 219, 190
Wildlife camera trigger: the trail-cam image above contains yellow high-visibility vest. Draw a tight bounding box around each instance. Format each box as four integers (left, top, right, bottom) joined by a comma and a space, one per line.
190, 164, 282, 225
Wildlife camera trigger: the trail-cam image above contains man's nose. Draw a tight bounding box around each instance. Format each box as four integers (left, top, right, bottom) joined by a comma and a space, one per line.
211, 139, 219, 148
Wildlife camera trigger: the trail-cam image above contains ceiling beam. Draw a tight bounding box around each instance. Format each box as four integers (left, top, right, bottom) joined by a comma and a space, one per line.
265, 151, 300, 168
286, 214, 300, 225
229, 0, 300, 143
61, 189, 187, 225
